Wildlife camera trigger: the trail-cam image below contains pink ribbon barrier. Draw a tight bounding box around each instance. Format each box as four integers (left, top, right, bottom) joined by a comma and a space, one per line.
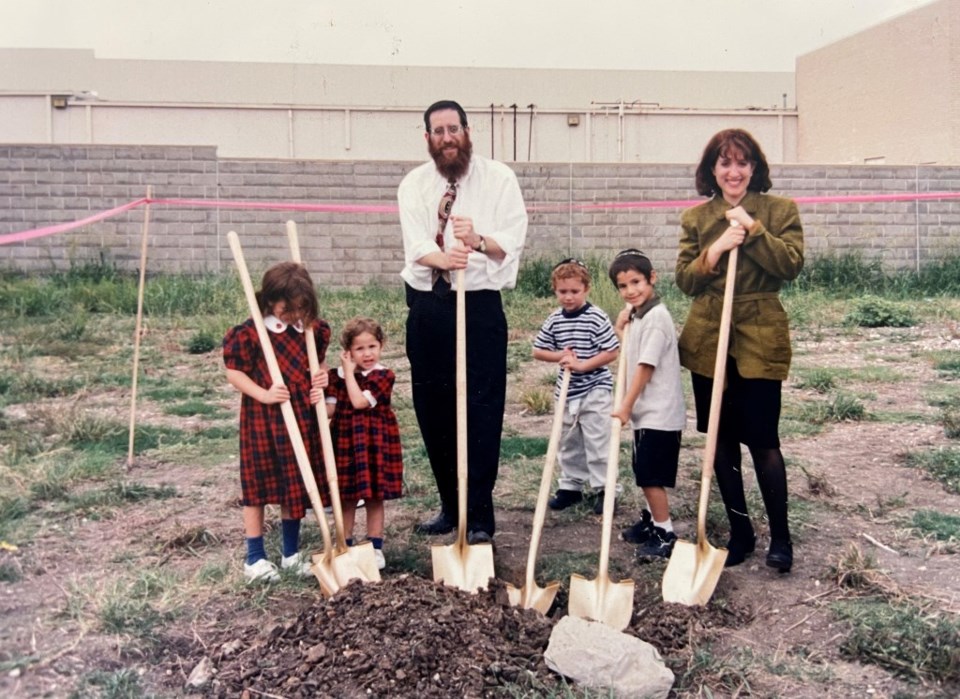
0, 198, 147, 246
2, 191, 959, 247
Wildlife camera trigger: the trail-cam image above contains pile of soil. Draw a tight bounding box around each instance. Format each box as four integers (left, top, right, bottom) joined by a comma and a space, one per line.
163, 575, 754, 698
182, 576, 555, 697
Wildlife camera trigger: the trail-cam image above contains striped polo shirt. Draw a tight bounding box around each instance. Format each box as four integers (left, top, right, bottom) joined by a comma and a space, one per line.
534, 303, 619, 400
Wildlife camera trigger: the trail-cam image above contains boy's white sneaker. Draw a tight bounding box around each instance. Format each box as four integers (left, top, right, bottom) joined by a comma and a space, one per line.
373, 548, 386, 570
280, 552, 313, 578
243, 558, 280, 584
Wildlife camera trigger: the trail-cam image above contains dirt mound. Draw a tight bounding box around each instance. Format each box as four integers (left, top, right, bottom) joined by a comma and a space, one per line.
182, 576, 555, 698
158, 574, 755, 698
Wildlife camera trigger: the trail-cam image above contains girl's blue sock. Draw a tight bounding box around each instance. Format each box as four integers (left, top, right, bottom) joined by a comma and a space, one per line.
246, 536, 267, 565
368, 537, 384, 550
281, 519, 301, 557
345, 537, 354, 547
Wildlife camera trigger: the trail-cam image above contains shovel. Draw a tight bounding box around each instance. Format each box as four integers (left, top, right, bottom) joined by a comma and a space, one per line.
431, 265, 496, 593
505, 367, 570, 614
227, 231, 365, 596
285, 221, 380, 582
661, 246, 738, 605
568, 306, 635, 630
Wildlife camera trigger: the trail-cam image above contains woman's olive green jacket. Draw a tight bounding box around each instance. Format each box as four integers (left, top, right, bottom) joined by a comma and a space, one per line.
675, 192, 804, 381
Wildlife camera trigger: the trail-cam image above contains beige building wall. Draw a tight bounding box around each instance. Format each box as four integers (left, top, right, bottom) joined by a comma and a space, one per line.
0, 49, 796, 163
797, 0, 959, 164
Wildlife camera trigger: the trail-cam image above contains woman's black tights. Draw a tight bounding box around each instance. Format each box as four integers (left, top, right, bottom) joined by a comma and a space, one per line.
713, 438, 791, 542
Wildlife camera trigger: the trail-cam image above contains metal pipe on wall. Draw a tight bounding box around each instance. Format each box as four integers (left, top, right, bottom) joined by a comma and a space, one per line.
490, 103, 495, 159
527, 104, 535, 161
511, 103, 517, 161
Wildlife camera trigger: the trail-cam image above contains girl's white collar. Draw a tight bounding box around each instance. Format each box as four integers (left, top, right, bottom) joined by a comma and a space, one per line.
336, 363, 385, 378
264, 315, 304, 334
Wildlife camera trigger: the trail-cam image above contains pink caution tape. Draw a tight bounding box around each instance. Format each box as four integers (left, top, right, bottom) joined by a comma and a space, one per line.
0, 199, 147, 246
2, 191, 959, 247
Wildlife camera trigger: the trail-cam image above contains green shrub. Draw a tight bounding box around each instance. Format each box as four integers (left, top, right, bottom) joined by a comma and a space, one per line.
185, 329, 218, 354
845, 296, 916, 327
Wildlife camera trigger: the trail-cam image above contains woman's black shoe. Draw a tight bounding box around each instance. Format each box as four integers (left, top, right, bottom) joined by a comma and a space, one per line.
724, 536, 757, 567
766, 539, 793, 573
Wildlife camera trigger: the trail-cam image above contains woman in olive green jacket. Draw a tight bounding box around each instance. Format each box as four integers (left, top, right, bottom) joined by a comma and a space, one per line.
676, 129, 803, 573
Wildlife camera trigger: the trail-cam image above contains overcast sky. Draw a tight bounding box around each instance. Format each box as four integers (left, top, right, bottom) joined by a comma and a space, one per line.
0, 0, 938, 72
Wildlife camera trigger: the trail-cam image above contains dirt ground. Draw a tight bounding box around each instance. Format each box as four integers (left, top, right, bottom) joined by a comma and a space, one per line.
1, 317, 960, 698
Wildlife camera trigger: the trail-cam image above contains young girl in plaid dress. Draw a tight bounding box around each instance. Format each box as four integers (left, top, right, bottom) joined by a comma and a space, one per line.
326, 317, 404, 570
223, 262, 331, 584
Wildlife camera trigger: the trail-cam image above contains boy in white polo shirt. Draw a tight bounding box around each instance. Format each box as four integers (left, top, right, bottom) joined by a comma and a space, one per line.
610, 249, 686, 559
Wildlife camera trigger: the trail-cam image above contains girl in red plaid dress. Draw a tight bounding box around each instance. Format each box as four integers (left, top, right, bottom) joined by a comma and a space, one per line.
326, 317, 404, 570
223, 262, 331, 584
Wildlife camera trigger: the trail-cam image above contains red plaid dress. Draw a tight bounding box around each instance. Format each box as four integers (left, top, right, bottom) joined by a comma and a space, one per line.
223, 317, 332, 519
327, 367, 404, 500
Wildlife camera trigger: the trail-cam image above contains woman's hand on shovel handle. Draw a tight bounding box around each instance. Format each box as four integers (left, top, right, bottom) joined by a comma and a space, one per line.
706, 221, 746, 271
724, 206, 754, 230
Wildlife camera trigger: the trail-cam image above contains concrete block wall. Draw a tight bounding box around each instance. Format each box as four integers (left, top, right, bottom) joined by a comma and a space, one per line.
2, 144, 959, 287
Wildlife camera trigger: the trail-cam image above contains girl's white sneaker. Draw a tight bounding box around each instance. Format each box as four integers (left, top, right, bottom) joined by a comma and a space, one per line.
280, 552, 313, 578
373, 548, 386, 570
243, 558, 280, 584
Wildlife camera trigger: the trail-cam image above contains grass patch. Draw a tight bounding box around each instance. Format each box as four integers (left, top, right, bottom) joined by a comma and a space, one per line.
69, 668, 152, 699
911, 509, 960, 542
163, 399, 226, 418
793, 368, 835, 393
520, 387, 553, 416
69, 482, 177, 515
797, 392, 868, 423
929, 350, 960, 377
904, 448, 960, 494
832, 596, 960, 682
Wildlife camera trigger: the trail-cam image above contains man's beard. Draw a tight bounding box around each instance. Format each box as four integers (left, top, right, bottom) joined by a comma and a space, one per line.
429, 132, 473, 181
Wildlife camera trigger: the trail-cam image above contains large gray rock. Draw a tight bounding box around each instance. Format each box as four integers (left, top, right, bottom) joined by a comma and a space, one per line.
544, 616, 674, 699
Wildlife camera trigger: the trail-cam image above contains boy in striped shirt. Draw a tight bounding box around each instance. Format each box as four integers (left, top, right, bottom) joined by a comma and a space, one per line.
533, 259, 620, 515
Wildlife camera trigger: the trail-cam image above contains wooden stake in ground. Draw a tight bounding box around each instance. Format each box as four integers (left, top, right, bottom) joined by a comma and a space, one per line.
127, 185, 152, 469
285, 220, 380, 582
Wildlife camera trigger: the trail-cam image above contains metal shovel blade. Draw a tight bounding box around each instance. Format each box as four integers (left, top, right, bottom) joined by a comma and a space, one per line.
346, 541, 382, 581
431, 538, 496, 593
505, 579, 560, 615
568, 573, 635, 631
661, 539, 728, 606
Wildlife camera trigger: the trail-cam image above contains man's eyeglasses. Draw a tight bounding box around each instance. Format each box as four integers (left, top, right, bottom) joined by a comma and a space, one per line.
430, 124, 463, 137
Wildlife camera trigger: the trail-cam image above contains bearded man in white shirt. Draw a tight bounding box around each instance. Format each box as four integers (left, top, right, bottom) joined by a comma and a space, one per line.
398, 100, 528, 544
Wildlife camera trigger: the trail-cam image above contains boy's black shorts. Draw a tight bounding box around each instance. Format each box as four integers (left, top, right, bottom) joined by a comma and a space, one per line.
631, 428, 681, 488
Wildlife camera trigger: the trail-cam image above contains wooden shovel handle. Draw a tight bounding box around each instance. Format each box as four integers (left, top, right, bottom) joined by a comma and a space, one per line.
523, 368, 571, 588
285, 221, 350, 552
226, 231, 334, 554
597, 304, 631, 579
455, 265, 469, 547
697, 245, 739, 543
